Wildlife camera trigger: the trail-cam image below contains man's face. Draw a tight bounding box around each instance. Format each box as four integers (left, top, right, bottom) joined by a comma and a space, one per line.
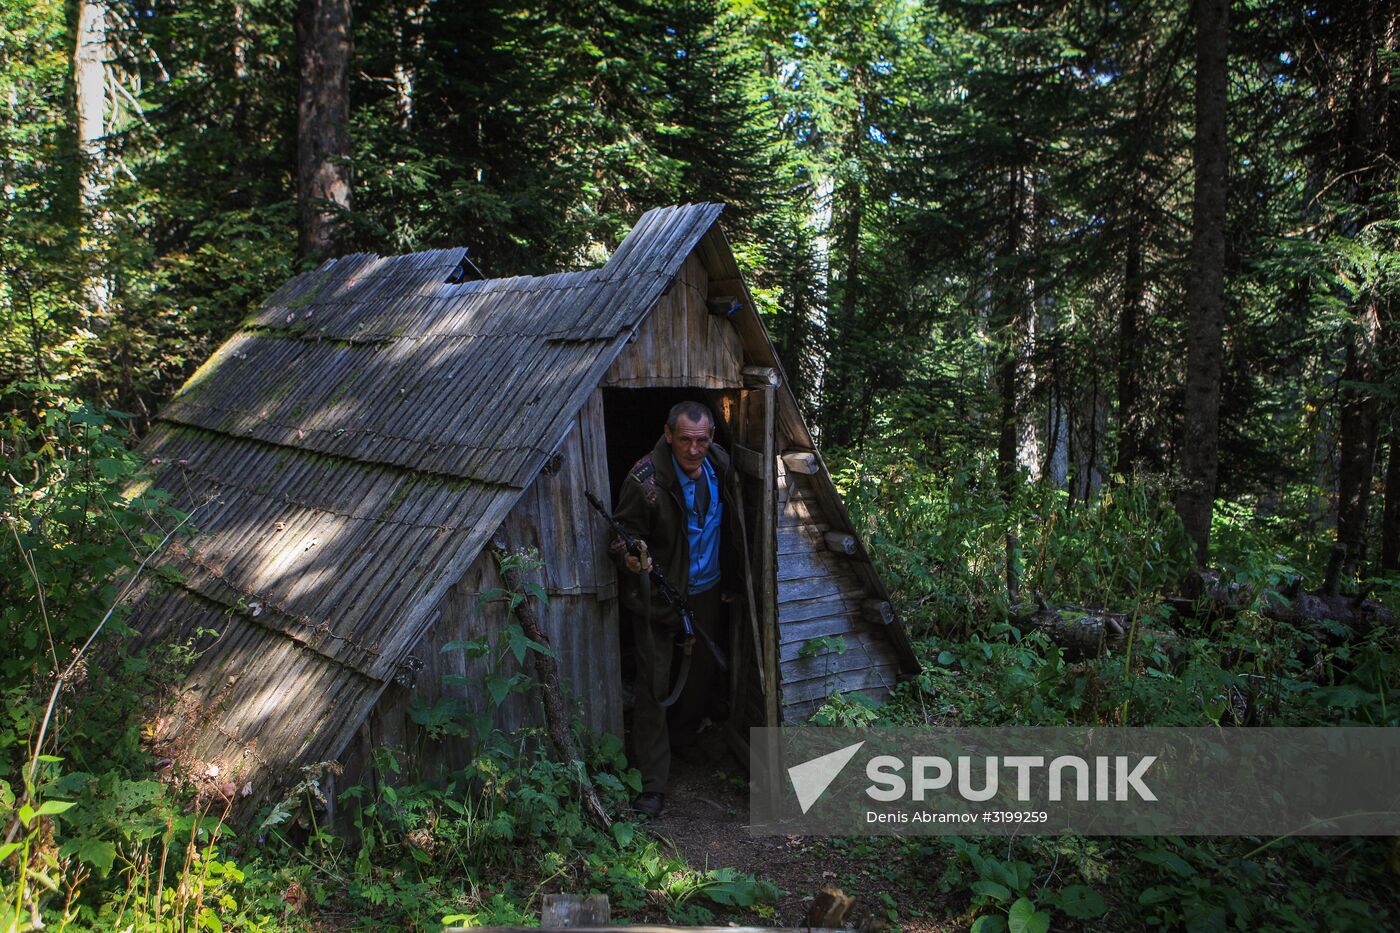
665, 413, 714, 477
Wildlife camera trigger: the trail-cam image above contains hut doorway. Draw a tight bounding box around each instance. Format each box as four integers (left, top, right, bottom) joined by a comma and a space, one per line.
600, 387, 759, 766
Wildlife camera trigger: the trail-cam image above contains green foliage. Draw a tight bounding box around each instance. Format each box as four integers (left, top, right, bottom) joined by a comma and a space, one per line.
0, 391, 185, 767
3, 760, 305, 931
334, 728, 774, 928
288, 544, 780, 929
799, 634, 847, 659
811, 440, 1400, 928
0, 390, 296, 931
833, 449, 1196, 637
5, 0, 1400, 928
810, 690, 882, 727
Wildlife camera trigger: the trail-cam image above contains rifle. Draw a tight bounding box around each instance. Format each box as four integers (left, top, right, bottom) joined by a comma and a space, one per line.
585, 492, 729, 682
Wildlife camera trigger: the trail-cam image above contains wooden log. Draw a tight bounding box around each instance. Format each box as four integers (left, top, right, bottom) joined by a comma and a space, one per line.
782, 451, 821, 475
778, 497, 824, 526
1011, 600, 1181, 663
1168, 570, 1396, 636
780, 628, 881, 663
541, 894, 611, 928
775, 573, 847, 603
782, 645, 880, 680
778, 524, 825, 555
779, 593, 859, 625
1024, 577, 1398, 666
779, 612, 862, 645
781, 663, 898, 704
783, 475, 824, 504
824, 531, 857, 555
758, 385, 779, 723
742, 365, 780, 388
777, 548, 844, 582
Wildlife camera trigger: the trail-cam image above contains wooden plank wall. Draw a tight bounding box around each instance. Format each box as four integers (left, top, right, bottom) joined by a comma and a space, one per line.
775, 460, 901, 722
366, 389, 622, 777
602, 254, 742, 389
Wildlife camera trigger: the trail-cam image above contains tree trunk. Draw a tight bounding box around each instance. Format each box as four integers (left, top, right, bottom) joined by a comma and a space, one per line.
1174, 0, 1229, 570
836, 184, 865, 442
491, 541, 612, 830
1115, 209, 1145, 474
1328, 296, 1384, 590
1072, 370, 1107, 501
1015, 173, 1041, 482
996, 169, 1038, 604
73, 0, 111, 325
1323, 2, 1398, 590
393, 1, 428, 130
232, 0, 248, 80
995, 167, 1039, 495
1382, 421, 1400, 573
996, 170, 1032, 503
296, 0, 353, 261
1036, 282, 1072, 489
820, 81, 870, 449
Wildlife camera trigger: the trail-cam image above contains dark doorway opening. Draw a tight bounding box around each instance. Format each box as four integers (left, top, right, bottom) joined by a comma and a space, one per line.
600, 388, 738, 507
600, 387, 746, 771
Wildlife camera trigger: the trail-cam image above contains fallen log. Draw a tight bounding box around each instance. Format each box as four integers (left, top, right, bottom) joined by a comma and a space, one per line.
1168, 569, 1395, 639
1014, 573, 1395, 664
1011, 597, 1181, 662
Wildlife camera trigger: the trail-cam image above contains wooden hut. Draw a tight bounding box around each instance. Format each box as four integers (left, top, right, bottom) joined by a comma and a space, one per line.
127, 203, 918, 810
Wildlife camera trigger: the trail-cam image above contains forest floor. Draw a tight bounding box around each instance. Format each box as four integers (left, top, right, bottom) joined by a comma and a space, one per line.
653, 746, 956, 932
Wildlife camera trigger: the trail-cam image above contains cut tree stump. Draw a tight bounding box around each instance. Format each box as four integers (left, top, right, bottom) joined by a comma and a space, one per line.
807, 885, 856, 928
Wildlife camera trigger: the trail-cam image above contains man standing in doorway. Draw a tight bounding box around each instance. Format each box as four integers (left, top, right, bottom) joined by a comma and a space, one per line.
611, 401, 749, 817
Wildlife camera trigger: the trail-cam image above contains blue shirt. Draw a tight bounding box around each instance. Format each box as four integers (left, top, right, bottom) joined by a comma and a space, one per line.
673, 455, 722, 594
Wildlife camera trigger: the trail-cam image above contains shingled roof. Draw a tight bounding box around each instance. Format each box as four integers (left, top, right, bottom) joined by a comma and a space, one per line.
129, 204, 726, 804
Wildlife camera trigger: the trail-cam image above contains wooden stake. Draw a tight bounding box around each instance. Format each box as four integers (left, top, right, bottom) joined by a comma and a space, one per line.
492, 537, 611, 830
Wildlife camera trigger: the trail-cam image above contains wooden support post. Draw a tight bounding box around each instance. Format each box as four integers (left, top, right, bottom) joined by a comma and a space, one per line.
759, 386, 779, 727
823, 531, 857, 555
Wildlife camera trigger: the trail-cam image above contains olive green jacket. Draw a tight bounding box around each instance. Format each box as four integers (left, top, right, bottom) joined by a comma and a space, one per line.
610, 434, 750, 624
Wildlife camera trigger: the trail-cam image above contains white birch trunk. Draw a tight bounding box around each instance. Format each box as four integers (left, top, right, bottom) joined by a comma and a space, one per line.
74, 0, 112, 324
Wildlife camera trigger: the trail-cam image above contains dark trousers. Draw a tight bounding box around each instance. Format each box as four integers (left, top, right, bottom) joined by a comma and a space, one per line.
632, 587, 725, 794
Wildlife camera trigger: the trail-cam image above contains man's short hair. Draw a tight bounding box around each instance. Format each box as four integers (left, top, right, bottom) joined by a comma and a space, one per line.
666, 401, 714, 431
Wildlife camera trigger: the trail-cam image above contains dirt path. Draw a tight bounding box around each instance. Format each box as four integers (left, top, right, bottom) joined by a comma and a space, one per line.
646, 748, 957, 932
